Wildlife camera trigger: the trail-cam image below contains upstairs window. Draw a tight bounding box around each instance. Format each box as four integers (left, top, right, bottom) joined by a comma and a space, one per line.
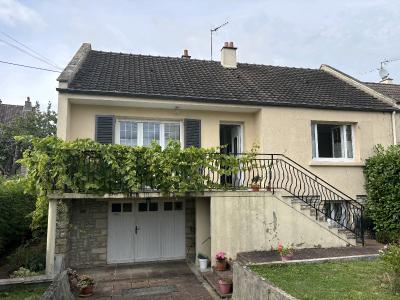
312, 123, 354, 160
116, 120, 182, 148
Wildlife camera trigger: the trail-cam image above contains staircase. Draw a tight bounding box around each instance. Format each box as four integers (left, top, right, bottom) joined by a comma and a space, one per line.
214, 153, 365, 245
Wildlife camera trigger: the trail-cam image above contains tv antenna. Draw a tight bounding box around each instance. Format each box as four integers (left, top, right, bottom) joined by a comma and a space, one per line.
210, 21, 229, 61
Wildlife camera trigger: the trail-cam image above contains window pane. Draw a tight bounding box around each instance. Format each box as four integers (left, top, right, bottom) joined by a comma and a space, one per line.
332, 126, 342, 158
143, 122, 160, 146
174, 201, 183, 211
346, 125, 353, 158
123, 203, 132, 212
164, 123, 180, 145
164, 202, 173, 211
120, 121, 137, 146
149, 202, 158, 211
311, 124, 316, 158
138, 202, 147, 212
111, 203, 121, 212
317, 124, 334, 158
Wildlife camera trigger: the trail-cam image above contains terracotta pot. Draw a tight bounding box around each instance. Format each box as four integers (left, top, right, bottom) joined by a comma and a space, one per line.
251, 184, 260, 192
218, 280, 232, 294
79, 285, 94, 297
215, 259, 227, 271
281, 254, 293, 262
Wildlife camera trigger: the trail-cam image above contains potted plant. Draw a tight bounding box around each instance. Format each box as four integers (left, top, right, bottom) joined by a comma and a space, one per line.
251, 176, 262, 192
215, 251, 227, 271
77, 274, 95, 297
277, 243, 294, 261
198, 253, 208, 272
218, 277, 233, 294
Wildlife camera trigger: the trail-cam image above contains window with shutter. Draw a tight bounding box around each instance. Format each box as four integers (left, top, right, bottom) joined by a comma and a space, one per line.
184, 119, 201, 148
95, 115, 115, 144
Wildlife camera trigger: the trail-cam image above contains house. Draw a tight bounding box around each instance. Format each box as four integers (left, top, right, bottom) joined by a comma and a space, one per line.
47, 42, 398, 274
0, 97, 33, 124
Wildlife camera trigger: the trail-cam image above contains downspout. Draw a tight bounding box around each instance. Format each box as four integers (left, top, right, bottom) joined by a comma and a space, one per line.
392, 111, 397, 145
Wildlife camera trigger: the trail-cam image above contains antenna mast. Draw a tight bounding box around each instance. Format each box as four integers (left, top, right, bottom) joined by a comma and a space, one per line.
210, 21, 229, 61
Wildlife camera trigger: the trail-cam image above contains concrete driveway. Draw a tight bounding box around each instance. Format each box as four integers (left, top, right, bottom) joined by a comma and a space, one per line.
76, 261, 213, 299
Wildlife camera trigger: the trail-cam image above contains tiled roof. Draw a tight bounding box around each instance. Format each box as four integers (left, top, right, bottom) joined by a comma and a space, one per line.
59, 50, 395, 112
0, 103, 23, 124
364, 82, 400, 104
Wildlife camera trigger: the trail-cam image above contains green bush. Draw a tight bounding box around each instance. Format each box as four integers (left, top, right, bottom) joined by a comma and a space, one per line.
0, 177, 36, 255
10, 267, 40, 278
364, 145, 400, 241
380, 244, 400, 292
7, 238, 46, 273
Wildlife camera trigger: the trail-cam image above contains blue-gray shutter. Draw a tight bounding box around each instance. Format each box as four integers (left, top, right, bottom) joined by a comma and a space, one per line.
184, 119, 201, 148
95, 115, 115, 144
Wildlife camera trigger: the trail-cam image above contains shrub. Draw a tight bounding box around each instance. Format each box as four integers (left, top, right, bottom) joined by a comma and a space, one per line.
7, 238, 46, 273
364, 145, 400, 241
380, 244, 400, 292
10, 267, 40, 278
0, 177, 36, 255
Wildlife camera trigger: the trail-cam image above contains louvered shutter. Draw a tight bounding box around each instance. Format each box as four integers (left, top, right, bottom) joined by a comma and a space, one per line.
184, 119, 201, 148
95, 115, 115, 144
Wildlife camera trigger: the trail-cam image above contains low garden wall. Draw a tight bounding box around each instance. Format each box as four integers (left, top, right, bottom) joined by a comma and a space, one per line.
40, 271, 73, 300
232, 262, 296, 300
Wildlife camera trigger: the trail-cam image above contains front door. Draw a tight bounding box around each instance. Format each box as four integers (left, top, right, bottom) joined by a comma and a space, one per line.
220, 124, 243, 186
107, 199, 185, 263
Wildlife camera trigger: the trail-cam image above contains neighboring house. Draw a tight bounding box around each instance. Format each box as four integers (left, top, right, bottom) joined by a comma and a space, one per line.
47, 42, 398, 274
0, 97, 32, 124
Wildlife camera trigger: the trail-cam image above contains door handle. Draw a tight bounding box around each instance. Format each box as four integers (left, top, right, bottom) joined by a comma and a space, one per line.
135, 225, 139, 234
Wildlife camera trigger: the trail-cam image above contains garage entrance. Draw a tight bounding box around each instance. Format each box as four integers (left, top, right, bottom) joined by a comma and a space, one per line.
107, 199, 185, 263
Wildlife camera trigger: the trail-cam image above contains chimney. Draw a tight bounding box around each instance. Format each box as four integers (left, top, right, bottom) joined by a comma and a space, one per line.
380, 77, 394, 84
23, 97, 32, 112
181, 49, 191, 59
220, 41, 237, 69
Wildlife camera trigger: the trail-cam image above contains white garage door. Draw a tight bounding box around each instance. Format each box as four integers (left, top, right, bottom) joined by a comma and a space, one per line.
107, 199, 185, 263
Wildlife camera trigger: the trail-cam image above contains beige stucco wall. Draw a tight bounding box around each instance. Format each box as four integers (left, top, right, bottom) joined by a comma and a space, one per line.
57, 93, 395, 198
210, 191, 349, 264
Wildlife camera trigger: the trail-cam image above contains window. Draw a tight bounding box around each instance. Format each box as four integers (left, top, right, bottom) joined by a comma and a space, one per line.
312, 123, 354, 160
111, 203, 121, 213
164, 202, 173, 211
116, 120, 181, 148
123, 203, 132, 212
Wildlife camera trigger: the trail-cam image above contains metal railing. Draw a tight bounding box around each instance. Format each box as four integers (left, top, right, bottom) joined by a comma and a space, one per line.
52, 151, 364, 244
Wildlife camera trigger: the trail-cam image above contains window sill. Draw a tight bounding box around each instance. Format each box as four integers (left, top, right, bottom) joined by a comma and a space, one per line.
309, 160, 365, 167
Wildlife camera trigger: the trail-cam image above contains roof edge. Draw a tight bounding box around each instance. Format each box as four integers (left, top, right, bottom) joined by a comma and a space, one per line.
320, 64, 398, 109
57, 87, 399, 113
57, 43, 92, 84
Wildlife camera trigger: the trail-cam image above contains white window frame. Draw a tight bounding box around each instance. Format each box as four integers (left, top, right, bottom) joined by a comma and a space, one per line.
115, 119, 184, 148
312, 123, 355, 162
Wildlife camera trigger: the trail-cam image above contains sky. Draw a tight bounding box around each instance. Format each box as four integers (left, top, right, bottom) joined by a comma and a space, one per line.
0, 0, 399, 109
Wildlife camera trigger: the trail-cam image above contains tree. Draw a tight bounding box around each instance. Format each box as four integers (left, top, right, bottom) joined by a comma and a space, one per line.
0, 101, 57, 176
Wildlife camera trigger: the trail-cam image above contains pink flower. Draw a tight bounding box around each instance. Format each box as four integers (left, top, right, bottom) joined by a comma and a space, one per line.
216, 251, 226, 261
277, 243, 283, 253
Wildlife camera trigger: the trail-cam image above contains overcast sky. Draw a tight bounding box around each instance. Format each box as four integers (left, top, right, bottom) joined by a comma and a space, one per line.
0, 0, 399, 109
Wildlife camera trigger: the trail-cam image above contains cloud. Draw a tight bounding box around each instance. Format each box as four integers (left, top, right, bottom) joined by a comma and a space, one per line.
0, 0, 44, 27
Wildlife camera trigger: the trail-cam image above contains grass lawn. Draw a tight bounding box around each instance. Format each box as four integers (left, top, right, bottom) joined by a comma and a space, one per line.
0, 284, 48, 300
251, 259, 399, 300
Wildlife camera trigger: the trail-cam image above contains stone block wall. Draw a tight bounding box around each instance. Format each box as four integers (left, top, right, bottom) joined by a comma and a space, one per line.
55, 200, 72, 268
185, 198, 196, 262
69, 199, 108, 267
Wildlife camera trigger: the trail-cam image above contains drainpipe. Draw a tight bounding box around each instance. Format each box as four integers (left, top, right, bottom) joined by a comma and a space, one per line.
392, 111, 397, 145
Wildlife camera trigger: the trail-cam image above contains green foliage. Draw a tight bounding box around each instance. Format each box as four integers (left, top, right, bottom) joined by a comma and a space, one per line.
10, 267, 40, 278
0, 101, 56, 176
0, 177, 36, 255
6, 238, 46, 273
380, 244, 400, 292
364, 145, 400, 241
20, 137, 258, 228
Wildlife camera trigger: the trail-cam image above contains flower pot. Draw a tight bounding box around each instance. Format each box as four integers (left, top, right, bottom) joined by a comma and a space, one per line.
199, 258, 208, 272
215, 259, 227, 271
218, 280, 232, 294
251, 185, 260, 192
79, 285, 94, 297
281, 254, 293, 262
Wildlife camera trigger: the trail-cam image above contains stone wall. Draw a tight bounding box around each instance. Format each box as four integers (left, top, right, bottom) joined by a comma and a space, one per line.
232, 263, 296, 300
69, 199, 108, 267
40, 271, 74, 300
185, 198, 196, 262
55, 200, 72, 269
